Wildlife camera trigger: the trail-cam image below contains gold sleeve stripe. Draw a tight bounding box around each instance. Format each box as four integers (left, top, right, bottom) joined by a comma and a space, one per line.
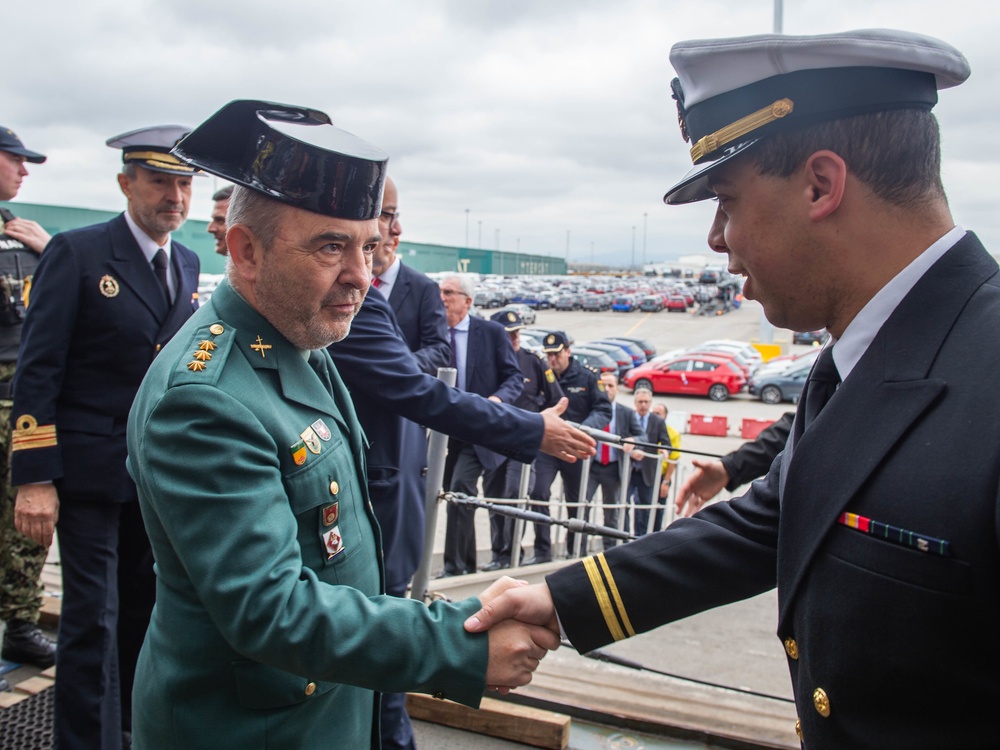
597, 553, 636, 639
582, 555, 626, 642
12, 424, 58, 451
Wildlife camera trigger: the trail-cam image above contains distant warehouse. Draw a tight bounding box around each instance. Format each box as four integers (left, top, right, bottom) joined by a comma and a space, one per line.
1, 201, 567, 277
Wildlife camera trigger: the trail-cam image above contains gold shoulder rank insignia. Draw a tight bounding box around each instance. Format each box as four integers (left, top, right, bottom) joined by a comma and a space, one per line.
186, 360, 207, 372
545, 368, 555, 383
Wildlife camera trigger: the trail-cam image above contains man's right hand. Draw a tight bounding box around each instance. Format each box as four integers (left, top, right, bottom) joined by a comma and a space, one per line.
675, 458, 729, 517
14, 484, 59, 547
539, 398, 595, 462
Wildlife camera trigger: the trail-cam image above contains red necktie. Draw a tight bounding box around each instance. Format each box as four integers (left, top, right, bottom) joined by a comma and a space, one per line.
372, 277, 383, 289
600, 424, 610, 464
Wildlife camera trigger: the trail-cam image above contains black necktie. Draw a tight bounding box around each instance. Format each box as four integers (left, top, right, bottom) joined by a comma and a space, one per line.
449, 328, 457, 368
152, 249, 170, 306
801, 346, 840, 433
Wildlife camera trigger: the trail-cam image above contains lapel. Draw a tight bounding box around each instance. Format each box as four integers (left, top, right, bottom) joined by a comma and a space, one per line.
158, 242, 200, 339
388, 263, 411, 315
106, 213, 169, 321
776, 232, 997, 627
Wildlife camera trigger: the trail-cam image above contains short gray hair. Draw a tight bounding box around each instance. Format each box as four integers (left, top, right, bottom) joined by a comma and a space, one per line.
633, 387, 653, 397
443, 274, 476, 298
226, 185, 284, 250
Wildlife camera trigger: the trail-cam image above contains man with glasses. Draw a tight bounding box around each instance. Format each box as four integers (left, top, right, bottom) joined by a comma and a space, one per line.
369, 177, 450, 374
439, 274, 523, 577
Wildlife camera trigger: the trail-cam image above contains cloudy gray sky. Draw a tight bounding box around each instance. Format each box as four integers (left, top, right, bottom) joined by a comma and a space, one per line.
7, 1, 997, 266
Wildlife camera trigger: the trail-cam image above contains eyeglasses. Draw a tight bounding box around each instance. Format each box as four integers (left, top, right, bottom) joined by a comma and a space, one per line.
441, 289, 469, 298
379, 210, 401, 224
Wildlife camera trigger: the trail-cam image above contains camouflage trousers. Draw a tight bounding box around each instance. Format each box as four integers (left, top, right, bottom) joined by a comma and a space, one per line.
0, 361, 46, 623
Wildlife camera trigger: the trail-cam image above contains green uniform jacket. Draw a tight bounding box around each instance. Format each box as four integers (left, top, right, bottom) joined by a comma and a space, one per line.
126, 281, 487, 749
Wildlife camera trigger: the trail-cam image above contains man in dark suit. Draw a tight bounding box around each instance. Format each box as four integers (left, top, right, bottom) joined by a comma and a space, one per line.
627, 386, 671, 535
12, 125, 200, 750
329, 287, 589, 750
440, 274, 523, 576
583, 372, 643, 551
467, 30, 999, 749
370, 177, 451, 374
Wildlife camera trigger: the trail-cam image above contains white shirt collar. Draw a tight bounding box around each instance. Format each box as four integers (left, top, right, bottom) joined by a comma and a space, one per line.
832, 226, 965, 381
124, 209, 171, 264
452, 312, 471, 332
378, 255, 401, 286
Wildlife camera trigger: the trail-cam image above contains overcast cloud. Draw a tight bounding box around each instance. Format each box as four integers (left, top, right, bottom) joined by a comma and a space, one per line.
6, 0, 997, 266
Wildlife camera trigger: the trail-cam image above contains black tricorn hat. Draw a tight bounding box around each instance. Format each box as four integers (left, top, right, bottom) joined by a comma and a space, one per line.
173, 100, 388, 221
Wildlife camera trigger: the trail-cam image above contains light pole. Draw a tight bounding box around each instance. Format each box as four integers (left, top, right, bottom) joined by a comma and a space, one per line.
642, 212, 648, 269
478, 220, 482, 249
465, 208, 470, 248
631, 225, 636, 270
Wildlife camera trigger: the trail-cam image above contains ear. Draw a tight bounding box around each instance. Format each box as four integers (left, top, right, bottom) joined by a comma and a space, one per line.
225, 224, 263, 285
802, 150, 847, 222
116, 172, 132, 200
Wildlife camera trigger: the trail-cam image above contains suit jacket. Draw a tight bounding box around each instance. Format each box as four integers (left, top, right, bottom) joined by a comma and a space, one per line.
633, 411, 669, 486
11, 213, 199, 499
603, 402, 643, 470
388, 261, 451, 374
328, 291, 543, 591
464, 316, 524, 471
127, 281, 487, 749
548, 233, 1000, 749
721, 411, 793, 491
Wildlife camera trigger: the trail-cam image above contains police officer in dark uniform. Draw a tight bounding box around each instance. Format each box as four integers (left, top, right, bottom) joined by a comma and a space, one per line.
11, 125, 201, 750
0, 127, 55, 690
481, 310, 564, 571
523, 331, 611, 563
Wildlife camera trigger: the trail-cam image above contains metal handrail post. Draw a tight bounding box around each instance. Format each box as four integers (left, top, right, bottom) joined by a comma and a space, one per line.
616, 449, 633, 536
574, 457, 592, 557
648, 452, 665, 535
410, 367, 457, 603
509, 461, 532, 567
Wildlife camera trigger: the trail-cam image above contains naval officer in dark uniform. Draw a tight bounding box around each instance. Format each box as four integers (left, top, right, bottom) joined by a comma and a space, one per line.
467, 29, 1000, 750
525, 331, 611, 563
12, 125, 200, 750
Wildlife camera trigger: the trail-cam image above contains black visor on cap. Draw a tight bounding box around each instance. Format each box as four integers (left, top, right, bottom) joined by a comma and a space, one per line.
174, 100, 388, 221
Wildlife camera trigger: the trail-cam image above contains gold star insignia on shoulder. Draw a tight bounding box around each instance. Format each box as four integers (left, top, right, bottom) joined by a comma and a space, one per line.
192, 350, 212, 362
198, 340, 217, 351
187, 360, 207, 372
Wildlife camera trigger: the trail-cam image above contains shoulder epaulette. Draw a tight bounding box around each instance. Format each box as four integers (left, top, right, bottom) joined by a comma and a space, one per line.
169, 321, 235, 388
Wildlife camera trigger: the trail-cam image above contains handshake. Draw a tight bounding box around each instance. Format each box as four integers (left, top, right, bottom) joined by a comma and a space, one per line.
464, 576, 561, 693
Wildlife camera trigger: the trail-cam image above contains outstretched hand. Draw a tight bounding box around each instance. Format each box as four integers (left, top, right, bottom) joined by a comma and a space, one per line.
539, 397, 595, 463
675, 458, 729, 517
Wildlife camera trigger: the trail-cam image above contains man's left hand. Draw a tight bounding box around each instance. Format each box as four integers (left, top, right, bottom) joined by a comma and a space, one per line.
4, 219, 51, 254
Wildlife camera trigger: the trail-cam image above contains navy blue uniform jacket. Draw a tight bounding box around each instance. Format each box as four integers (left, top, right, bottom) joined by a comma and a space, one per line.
10, 213, 199, 497
548, 234, 1000, 749
329, 291, 542, 590
387, 261, 451, 375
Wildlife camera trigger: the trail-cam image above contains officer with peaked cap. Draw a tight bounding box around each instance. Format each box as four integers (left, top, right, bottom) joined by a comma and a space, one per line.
124, 100, 560, 749
479, 309, 564, 571
0, 127, 55, 692
465, 29, 1000, 748
11, 124, 200, 749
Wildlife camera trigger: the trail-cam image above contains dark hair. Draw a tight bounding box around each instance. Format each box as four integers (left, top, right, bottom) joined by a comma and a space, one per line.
750, 108, 945, 209
212, 185, 234, 202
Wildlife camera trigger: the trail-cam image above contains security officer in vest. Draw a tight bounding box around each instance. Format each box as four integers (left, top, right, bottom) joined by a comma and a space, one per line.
125, 100, 559, 749
12, 124, 201, 749
481, 309, 564, 571
0, 127, 55, 691
525, 331, 611, 563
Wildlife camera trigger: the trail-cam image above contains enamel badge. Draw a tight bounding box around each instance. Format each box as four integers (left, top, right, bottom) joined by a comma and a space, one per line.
322, 526, 344, 559
311, 419, 332, 442
300, 427, 322, 455
322, 502, 339, 527
291, 440, 307, 466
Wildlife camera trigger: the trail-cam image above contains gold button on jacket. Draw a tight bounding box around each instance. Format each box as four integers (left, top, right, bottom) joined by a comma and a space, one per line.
813, 687, 831, 717
784, 637, 799, 660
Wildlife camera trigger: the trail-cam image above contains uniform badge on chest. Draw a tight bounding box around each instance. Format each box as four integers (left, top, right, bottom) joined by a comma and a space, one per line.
311, 419, 332, 442
291, 439, 307, 466
322, 502, 339, 527
322, 526, 344, 559
300, 426, 322, 455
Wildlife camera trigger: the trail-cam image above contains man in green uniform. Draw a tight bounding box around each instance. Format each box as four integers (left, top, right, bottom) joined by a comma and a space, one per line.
0, 127, 54, 688
126, 100, 558, 749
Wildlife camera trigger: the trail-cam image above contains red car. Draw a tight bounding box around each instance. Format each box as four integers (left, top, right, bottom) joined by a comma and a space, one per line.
665, 295, 688, 312
623, 355, 746, 401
